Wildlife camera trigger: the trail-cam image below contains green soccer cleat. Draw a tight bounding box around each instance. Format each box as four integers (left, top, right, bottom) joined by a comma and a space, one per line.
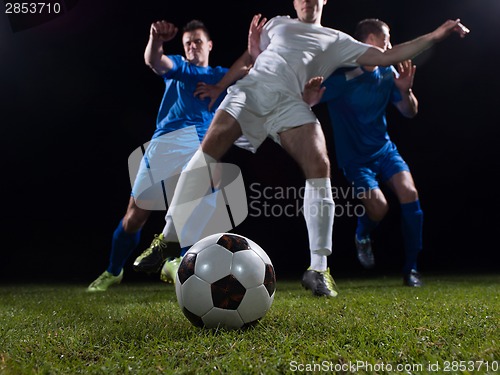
87, 270, 123, 292
160, 256, 183, 284
133, 234, 177, 273
301, 267, 338, 297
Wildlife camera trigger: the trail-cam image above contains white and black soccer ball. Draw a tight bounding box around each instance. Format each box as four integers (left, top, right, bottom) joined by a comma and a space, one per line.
175, 233, 276, 330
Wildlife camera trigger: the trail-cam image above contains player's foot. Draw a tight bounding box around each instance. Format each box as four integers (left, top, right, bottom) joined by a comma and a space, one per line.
87, 270, 123, 292
301, 267, 338, 297
160, 256, 183, 284
133, 234, 176, 273
403, 269, 423, 287
354, 234, 375, 269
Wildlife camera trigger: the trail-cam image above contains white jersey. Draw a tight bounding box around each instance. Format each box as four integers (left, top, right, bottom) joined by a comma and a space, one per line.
219, 16, 371, 151
250, 16, 370, 96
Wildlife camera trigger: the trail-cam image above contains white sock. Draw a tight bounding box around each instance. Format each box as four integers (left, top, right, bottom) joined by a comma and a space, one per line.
303, 178, 335, 268
162, 215, 178, 242
310, 253, 328, 272
164, 148, 217, 246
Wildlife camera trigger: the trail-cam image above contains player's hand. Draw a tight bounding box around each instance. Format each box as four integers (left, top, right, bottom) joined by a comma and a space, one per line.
195, 82, 225, 111
302, 76, 325, 107
455, 21, 470, 38
394, 60, 416, 93
432, 19, 470, 41
248, 14, 267, 61
150, 21, 178, 43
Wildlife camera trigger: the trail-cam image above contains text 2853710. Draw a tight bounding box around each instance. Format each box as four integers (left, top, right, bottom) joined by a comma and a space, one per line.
5, 3, 61, 14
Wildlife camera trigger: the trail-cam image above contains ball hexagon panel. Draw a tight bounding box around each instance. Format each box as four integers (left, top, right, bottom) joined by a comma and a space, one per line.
187, 233, 222, 254
180, 275, 213, 317
175, 275, 183, 306
195, 244, 233, 284
237, 284, 274, 323
202, 307, 244, 330
231, 250, 265, 289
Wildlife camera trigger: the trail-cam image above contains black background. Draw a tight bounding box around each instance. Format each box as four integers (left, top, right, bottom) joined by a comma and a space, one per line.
1, 0, 499, 284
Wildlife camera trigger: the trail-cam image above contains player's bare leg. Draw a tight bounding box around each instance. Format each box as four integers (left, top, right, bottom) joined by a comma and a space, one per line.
123, 197, 151, 232
280, 123, 337, 297
201, 110, 243, 160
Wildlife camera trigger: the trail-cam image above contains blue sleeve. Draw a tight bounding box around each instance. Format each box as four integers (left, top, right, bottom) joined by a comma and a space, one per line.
162, 55, 184, 80
216, 66, 230, 77
320, 68, 349, 103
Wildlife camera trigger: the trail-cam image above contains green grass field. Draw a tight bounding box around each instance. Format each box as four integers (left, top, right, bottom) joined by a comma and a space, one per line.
1, 274, 498, 374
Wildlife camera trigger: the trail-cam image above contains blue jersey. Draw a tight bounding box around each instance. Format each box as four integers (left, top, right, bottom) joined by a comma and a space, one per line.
321, 65, 402, 168
153, 55, 229, 142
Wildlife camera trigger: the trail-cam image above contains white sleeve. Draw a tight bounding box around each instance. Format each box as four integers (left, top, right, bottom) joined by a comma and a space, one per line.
336, 31, 371, 67
259, 16, 289, 52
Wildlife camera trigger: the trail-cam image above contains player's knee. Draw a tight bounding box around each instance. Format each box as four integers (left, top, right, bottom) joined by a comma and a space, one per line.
122, 219, 141, 233
399, 186, 419, 204
123, 209, 149, 233
372, 206, 388, 222
366, 200, 388, 222
307, 153, 330, 177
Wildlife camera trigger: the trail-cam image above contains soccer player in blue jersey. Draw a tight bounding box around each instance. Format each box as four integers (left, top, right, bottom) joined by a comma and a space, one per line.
304, 18, 425, 286
87, 19, 252, 292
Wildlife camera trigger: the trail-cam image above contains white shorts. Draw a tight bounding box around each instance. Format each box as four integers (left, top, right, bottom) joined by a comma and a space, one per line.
130, 126, 200, 210
219, 77, 320, 152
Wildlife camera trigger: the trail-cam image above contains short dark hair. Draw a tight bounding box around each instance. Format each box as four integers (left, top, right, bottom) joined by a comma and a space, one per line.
183, 19, 211, 40
354, 18, 389, 42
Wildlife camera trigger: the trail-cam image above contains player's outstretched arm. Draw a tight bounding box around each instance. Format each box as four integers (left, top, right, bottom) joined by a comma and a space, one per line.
357, 19, 470, 67
144, 20, 176, 76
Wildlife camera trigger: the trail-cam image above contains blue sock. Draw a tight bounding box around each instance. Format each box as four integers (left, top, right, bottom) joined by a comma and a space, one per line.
356, 213, 379, 241
107, 220, 141, 276
180, 246, 190, 257
400, 200, 423, 274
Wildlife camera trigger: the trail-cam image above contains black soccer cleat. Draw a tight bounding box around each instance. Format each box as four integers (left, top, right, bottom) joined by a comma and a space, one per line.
133, 234, 177, 273
301, 268, 338, 297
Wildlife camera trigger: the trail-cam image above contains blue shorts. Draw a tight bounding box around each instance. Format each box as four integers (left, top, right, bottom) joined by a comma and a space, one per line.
342, 143, 410, 196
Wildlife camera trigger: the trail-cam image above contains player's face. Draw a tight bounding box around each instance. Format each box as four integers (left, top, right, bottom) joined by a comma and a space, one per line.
294, 0, 327, 24
373, 26, 391, 51
182, 29, 212, 67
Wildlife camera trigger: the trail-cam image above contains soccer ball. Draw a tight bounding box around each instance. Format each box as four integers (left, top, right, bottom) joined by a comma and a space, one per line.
175, 233, 276, 330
